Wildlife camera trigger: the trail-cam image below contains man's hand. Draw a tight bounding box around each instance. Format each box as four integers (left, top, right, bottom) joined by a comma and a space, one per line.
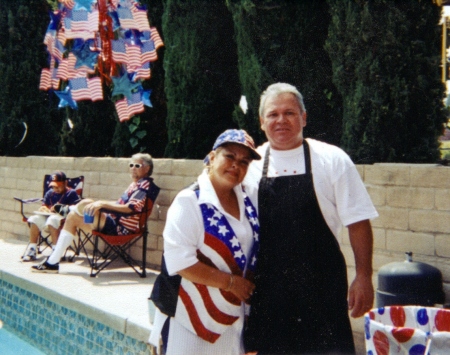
348, 274, 374, 318
39, 205, 51, 212
348, 220, 374, 318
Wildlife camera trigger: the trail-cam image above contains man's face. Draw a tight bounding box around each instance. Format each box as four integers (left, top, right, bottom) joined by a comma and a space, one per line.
260, 92, 307, 150
51, 183, 66, 194
129, 159, 150, 181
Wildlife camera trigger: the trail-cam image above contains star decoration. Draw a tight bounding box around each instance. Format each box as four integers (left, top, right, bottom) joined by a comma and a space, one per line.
218, 225, 229, 236
234, 250, 244, 259
139, 31, 151, 41
108, 10, 121, 31
111, 74, 141, 100
142, 90, 152, 107
213, 210, 222, 219
72, 40, 99, 69
48, 11, 61, 31
124, 30, 143, 46
55, 87, 77, 109
207, 217, 218, 227
249, 217, 258, 226
74, 0, 94, 11
230, 236, 240, 248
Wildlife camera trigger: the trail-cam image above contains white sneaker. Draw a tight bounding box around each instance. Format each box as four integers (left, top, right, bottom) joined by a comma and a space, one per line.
22, 247, 37, 262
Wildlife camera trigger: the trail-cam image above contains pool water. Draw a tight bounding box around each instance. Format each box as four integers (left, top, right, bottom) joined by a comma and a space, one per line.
0, 279, 152, 354
0, 327, 45, 355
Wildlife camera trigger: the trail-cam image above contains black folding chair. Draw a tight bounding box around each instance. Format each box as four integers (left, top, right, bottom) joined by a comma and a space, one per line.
14, 175, 84, 259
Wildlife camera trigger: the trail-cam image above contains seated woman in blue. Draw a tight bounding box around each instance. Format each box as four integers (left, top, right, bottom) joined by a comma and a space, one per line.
150, 129, 261, 355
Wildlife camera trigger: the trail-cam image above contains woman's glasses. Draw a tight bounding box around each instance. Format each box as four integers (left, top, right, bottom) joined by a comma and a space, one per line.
129, 163, 144, 168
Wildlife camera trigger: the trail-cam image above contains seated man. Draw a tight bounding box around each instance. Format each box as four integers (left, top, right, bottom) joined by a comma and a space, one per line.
31, 153, 158, 273
22, 171, 81, 262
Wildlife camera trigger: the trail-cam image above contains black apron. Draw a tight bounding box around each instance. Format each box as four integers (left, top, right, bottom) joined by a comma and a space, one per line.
244, 141, 355, 355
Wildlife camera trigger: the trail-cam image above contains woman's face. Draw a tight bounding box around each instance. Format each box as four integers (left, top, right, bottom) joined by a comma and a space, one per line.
208, 143, 253, 189
129, 159, 150, 182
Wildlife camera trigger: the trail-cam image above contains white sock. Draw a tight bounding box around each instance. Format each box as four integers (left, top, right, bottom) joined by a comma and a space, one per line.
28, 243, 37, 250
47, 230, 74, 265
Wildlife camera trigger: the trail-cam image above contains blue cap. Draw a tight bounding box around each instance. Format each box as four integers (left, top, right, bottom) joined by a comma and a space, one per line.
204, 129, 261, 164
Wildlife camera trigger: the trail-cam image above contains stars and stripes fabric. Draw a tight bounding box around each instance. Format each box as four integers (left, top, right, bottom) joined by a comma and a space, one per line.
114, 177, 151, 234
110, 36, 142, 70
39, 57, 60, 91
150, 27, 164, 49
117, 4, 150, 32
69, 77, 103, 101
140, 39, 157, 63
111, 38, 128, 63
39, 69, 55, 91
133, 62, 151, 80
57, 53, 94, 80
173, 189, 260, 343
114, 92, 145, 122
64, 9, 96, 40
57, 54, 77, 80
70, 9, 99, 32
43, 32, 65, 62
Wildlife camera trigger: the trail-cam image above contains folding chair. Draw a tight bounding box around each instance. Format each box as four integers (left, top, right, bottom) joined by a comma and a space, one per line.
83, 181, 160, 278
14, 175, 84, 258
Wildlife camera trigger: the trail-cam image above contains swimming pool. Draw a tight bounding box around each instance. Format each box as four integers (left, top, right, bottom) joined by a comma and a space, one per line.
0, 326, 45, 355
0, 279, 153, 355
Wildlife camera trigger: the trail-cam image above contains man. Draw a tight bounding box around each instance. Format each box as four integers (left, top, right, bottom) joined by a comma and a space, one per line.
22, 171, 80, 262
31, 153, 158, 273
243, 83, 378, 354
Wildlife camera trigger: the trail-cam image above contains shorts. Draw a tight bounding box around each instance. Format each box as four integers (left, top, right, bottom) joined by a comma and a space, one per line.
28, 214, 64, 232
100, 215, 118, 235
100, 215, 133, 236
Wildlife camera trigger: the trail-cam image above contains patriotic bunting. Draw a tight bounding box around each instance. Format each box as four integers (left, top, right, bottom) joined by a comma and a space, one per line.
39, 0, 163, 122
69, 77, 103, 101
115, 91, 145, 122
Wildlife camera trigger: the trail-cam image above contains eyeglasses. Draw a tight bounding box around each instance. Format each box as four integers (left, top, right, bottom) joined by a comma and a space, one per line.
129, 163, 145, 168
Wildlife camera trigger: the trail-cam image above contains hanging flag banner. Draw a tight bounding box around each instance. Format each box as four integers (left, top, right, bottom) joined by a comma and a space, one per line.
39, 0, 164, 122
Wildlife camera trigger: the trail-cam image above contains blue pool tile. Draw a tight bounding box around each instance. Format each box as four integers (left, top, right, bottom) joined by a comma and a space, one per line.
1, 280, 152, 355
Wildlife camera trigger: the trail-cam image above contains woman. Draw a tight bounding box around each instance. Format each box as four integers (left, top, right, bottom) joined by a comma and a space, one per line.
150, 129, 261, 355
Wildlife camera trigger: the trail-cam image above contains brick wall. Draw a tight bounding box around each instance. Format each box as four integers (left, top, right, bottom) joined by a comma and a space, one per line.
0, 156, 204, 268
2, 156, 450, 346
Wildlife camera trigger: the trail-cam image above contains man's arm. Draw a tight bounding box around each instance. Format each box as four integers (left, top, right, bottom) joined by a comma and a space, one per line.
347, 219, 374, 318
84, 200, 133, 215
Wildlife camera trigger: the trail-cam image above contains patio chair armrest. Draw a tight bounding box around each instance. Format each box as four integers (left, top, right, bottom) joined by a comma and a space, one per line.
13, 197, 44, 204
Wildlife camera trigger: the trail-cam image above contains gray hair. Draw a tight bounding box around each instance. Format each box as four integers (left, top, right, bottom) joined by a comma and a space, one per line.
132, 153, 153, 176
259, 83, 306, 118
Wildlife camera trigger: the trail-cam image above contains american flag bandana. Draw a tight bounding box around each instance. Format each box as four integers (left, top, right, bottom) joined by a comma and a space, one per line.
173, 187, 260, 343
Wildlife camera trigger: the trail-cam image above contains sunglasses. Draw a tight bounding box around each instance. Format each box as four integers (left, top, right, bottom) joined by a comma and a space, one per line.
129, 163, 145, 168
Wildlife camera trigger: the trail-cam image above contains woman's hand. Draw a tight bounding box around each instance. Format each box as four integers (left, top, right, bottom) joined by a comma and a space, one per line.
228, 274, 255, 302
178, 262, 255, 303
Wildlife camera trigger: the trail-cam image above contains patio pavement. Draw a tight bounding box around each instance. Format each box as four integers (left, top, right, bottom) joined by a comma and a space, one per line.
0, 238, 367, 354
0, 237, 159, 349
